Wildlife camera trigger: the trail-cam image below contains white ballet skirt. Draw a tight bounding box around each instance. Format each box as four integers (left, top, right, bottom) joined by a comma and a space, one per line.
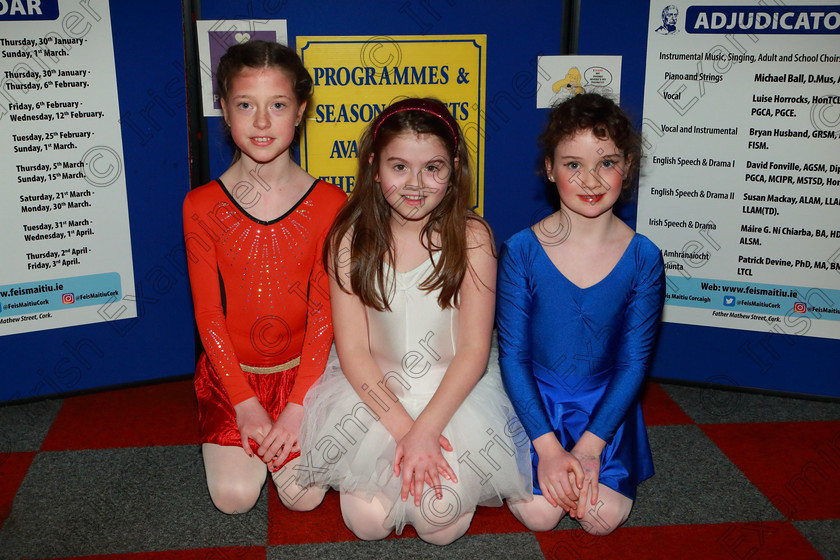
298, 259, 532, 533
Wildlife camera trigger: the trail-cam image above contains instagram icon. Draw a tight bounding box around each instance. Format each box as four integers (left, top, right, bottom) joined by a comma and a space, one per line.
62, 293, 76, 305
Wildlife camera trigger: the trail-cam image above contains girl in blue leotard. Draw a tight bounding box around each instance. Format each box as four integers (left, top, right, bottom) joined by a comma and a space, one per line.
497, 93, 664, 535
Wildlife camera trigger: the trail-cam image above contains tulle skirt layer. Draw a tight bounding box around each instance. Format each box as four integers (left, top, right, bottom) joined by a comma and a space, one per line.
298, 346, 533, 533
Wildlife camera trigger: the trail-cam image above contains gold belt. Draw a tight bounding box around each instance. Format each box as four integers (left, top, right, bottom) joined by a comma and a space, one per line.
240, 356, 300, 375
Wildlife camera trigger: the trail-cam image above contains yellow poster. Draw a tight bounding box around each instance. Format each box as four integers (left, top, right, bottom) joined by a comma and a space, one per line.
298, 35, 487, 214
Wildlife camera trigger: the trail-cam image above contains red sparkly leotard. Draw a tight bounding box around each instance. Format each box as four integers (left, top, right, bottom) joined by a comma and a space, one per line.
183, 178, 346, 451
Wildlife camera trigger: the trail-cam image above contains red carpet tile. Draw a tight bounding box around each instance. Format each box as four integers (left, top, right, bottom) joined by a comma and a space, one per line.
268, 487, 528, 544
463, 501, 529, 535
702, 421, 840, 521
641, 382, 694, 426
0, 451, 35, 528
389, 524, 420, 540
386, 500, 527, 540
41, 380, 200, 451
268, 489, 460, 543
268, 488, 356, 545
536, 521, 822, 560
64, 546, 266, 559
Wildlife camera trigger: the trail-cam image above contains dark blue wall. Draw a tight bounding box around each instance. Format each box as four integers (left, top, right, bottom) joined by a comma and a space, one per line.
0, 1, 195, 402
4, 0, 833, 402
200, 0, 563, 252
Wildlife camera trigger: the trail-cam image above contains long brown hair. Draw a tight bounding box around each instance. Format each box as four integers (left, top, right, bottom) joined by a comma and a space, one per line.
326, 98, 488, 311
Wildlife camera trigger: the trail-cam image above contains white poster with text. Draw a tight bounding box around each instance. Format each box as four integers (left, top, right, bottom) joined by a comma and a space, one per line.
0, 0, 136, 336
639, 1, 840, 340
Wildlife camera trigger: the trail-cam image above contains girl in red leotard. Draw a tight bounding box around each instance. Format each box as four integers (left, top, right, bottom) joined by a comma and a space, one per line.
183, 40, 345, 514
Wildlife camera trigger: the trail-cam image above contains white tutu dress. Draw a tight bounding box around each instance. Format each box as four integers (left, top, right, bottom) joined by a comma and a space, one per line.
298, 258, 532, 533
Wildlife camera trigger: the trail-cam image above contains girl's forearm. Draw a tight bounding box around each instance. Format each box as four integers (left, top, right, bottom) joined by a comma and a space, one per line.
338, 347, 416, 439
574, 430, 607, 456
412, 344, 487, 435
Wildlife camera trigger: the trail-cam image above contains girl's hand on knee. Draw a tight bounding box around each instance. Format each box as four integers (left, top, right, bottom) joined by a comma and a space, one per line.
533, 433, 583, 511
570, 431, 607, 520
262, 402, 304, 471
233, 396, 273, 457
536, 449, 582, 511
394, 425, 457, 506
569, 448, 600, 519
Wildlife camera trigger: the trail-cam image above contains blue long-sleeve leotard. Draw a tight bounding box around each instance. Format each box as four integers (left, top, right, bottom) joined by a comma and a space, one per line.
496, 228, 664, 499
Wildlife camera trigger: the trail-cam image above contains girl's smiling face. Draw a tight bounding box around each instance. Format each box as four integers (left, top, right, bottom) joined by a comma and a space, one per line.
546, 129, 628, 220
220, 66, 305, 165
376, 132, 454, 226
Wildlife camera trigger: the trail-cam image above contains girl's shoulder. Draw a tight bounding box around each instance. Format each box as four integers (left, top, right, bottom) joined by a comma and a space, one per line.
630, 232, 663, 262
311, 181, 348, 230
626, 232, 665, 287
183, 180, 225, 210
500, 225, 541, 253
465, 214, 494, 246
310, 179, 349, 209
496, 227, 544, 271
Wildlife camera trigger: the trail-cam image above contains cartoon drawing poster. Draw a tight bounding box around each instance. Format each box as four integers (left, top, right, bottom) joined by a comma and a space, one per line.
638, 1, 840, 340
537, 56, 622, 108
0, 0, 137, 336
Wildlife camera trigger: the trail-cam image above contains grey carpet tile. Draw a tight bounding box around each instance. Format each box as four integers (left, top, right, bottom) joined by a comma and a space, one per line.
795, 520, 840, 560
0, 446, 268, 559
0, 398, 63, 452
272, 531, 544, 560
623, 425, 782, 527
661, 383, 840, 424
534, 424, 782, 532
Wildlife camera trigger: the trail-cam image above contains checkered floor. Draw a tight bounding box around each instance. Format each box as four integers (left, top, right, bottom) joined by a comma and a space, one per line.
1, 379, 838, 559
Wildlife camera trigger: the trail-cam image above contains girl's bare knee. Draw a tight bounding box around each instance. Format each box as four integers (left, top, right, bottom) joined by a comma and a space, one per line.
577, 490, 632, 536
271, 465, 326, 511
343, 514, 392, 541
521, 512, 563, 532
416, 512, 473, 546
507, 497, 564, 532
208, 479, 261, 514
202, 443, 266, 514
579, 515, 622, 536
340, 493, 393, 541
279, 484, 326, 511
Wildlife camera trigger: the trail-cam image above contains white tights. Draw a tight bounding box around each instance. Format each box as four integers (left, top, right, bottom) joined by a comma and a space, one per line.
507, 484, 633, 535
202, 443, 326, 514
340, 491, 474, 545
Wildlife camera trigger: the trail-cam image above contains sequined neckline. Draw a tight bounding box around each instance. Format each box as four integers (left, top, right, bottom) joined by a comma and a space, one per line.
217, 178, 320, 226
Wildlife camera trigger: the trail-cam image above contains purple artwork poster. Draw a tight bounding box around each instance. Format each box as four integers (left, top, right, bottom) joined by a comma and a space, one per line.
196, 20, 289, 116
207, 30, 279, 109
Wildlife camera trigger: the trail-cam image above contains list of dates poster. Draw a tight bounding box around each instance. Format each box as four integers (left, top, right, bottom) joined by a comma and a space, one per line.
0, 0, 136, 336
638, 1, 840, 340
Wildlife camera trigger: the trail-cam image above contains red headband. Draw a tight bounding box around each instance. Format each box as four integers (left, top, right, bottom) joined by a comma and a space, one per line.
372, 98, 459, 155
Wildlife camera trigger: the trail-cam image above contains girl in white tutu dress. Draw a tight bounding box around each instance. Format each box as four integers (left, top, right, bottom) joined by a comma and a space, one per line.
297, 98, 532, 545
